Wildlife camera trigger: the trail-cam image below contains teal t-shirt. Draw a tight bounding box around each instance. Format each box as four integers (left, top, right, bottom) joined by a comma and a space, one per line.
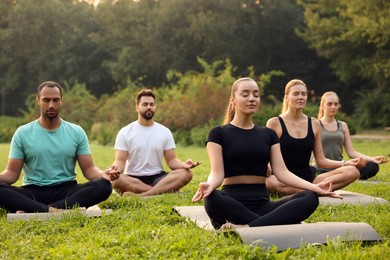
9, 119, 91, 186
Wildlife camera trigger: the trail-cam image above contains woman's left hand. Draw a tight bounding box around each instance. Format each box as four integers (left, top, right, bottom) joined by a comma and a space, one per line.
372, 156, 389, 164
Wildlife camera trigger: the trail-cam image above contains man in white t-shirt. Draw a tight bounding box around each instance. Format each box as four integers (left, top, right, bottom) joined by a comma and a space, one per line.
111, 89, 201, 196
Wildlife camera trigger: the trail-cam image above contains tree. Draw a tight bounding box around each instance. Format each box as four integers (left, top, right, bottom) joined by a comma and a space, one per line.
93, 0, 338, 99
298, 0, 390, 127
298, 0, 390, 91
0, 0, 111, 115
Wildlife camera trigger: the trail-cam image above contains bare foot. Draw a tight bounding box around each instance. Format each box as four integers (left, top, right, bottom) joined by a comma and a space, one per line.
123, 191, 138, 196
219, 223, 249, 231
48, 207, 64, 213
16, 210, 26, 214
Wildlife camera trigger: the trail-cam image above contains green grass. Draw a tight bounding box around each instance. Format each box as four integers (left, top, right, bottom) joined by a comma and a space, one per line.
0, 140, 389, 259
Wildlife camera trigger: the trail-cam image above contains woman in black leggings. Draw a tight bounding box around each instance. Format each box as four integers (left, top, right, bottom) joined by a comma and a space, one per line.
192, 78, 340, 230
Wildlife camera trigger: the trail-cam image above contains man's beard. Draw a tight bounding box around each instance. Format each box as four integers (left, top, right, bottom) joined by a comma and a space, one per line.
141, 110, 154, 120
45, 109, 59, 120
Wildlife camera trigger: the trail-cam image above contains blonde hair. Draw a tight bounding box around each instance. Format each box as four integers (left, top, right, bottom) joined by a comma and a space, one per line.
281, 79, 307, 114
223, 77, 256, 125
317, 91, 339, 119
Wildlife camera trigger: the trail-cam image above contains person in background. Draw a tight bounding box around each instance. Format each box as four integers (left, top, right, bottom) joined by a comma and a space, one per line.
266, 79, 366, 195
316, 91, 388, 179
0, 81, 119, 213
111, 89, 200, 196
192, 77, 340, 230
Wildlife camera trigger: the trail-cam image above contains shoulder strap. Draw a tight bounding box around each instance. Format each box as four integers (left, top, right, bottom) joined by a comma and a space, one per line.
308, 117, 314, 135
278, 116, 287, 133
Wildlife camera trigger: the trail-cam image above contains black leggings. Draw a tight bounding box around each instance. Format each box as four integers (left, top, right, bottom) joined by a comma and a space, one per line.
204, 184, 319, 229
0, 178, 112, 213
359, 162, 379, 180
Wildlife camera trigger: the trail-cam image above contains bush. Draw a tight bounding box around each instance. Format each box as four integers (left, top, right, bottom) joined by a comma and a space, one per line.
172, 129, 193, 146
354, 90, 390, 129
0, 116, 26, 143
90, 122, 120, 146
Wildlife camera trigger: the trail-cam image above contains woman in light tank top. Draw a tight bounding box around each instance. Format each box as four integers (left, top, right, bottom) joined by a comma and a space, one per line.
316, 92, 388, 179
266, 79, 366, 195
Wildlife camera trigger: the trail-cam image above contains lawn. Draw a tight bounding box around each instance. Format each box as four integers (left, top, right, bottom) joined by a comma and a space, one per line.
0, 139, 389, 259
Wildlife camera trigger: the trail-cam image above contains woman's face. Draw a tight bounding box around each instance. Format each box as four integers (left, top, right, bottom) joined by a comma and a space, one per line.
232, 80, 260, 115
285, 84, 307, 110
322, 94, 340, 117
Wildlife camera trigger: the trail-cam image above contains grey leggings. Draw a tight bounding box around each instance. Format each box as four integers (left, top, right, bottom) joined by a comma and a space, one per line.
204, 184, 319, 229
0, 178, 112, 213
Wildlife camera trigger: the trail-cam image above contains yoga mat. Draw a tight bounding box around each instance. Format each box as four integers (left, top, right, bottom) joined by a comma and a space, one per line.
319, 190, 388, 205
174, 206, 382, 251
7, 206, 112, 222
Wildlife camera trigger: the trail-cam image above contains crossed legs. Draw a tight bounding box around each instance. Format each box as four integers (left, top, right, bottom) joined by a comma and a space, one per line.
0, 179, 112, 213
266, 165, 360, 195
112, 169, 193, 196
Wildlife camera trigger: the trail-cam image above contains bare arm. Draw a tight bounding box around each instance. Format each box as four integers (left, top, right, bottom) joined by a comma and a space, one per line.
342, 121, 388, 164
266, 117, 282, 138
192, 142, 224, 202
343, 121, 365, 158
164, 149, 200, 170
270, 144, 340, 198
78, 154, 105, 180
112, 150, 128, 173
0, 158, 23, 184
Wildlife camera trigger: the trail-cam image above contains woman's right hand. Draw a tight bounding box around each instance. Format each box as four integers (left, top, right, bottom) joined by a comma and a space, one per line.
314, 180, 343, 199
192, 182, 213, 203
346, 157, 366, 169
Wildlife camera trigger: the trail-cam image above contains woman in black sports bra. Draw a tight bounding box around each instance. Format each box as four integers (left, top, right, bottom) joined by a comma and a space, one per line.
266, 79, 366, 195
192, 78, 340, 230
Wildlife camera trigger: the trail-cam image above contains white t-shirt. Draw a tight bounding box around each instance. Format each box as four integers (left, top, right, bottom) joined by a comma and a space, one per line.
114, 121, 175, 176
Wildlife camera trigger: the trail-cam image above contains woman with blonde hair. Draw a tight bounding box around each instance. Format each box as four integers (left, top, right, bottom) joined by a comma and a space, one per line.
316, 91, 388, 179
192, 77, 340, 230
266, 79, 366, 195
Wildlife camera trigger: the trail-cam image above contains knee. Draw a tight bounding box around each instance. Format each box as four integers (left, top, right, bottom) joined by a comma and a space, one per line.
359, 162, 379, 180
204, 190, 220, 210
111, 175, 128, 193
178, 169, 193, 184
302, 190, 319, 208
345, 166, 360, 179
98, 178, 113, 195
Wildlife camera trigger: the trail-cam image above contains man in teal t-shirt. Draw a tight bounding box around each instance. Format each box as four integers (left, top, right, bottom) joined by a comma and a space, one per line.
0, 81, 119, 213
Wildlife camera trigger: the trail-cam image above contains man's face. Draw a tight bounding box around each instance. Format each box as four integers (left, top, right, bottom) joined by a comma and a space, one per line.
136, 96, 156, 120
37, 86, 63, 120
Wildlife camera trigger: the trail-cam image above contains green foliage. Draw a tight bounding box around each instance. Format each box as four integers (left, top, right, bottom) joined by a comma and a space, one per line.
61, 83, 100, 135
22, 82, 100, 135
354, 90, 390, 129
0, 0, 108, 115
298, 0, 390, 85
89, 81, 144, 145
298, 0, 390, 124
0, 116, 26, 143
155, 58, 235, 131
1, 0, 341, 118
